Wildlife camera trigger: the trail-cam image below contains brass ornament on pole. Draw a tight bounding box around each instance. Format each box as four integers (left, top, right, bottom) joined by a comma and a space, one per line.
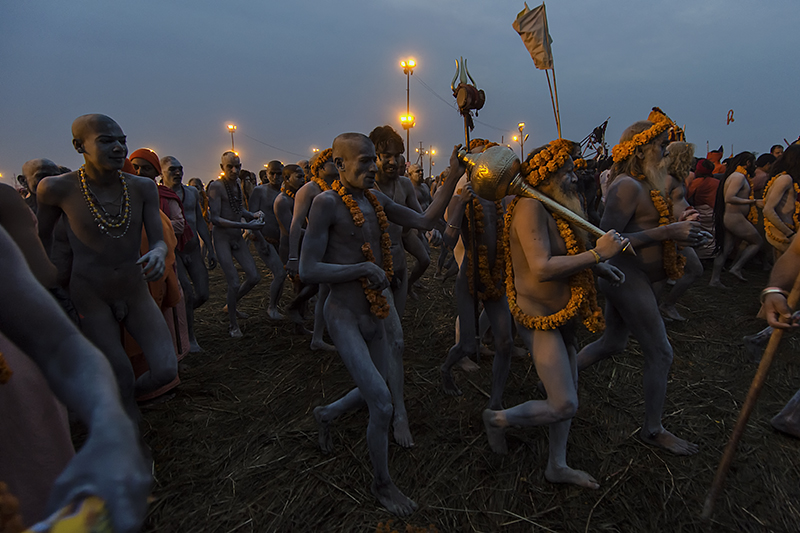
460, 145, 635, 255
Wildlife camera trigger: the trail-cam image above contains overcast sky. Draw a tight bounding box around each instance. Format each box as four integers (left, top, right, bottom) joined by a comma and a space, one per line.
1, 0, 797, 186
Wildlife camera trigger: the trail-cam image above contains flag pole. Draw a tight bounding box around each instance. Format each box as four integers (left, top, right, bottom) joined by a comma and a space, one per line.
542, 2, 561, 138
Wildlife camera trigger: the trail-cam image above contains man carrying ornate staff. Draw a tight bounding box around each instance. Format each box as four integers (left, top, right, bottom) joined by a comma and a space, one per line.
576, 117, 705, 455
482, 139, 627, 488
302, 133, 462, 516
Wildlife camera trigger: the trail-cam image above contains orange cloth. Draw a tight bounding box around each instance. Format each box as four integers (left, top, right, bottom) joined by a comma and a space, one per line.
0, 334, 74, 528
706, 151, 726, 175
122, 211, 182, 400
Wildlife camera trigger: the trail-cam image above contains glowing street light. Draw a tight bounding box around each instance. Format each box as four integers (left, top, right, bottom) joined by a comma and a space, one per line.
227, 124, 237, 151
514, 122, 529, 160
400, 57, 417, 162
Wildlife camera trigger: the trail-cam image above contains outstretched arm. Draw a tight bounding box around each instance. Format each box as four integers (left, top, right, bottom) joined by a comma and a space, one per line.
383, 145, 465, 231
603, 177, 701, 248
0, 226, 150, 533
299, 193, 388, 289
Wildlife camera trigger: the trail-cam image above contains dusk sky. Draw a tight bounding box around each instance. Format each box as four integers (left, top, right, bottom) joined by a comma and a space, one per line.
1, 0, 797, 186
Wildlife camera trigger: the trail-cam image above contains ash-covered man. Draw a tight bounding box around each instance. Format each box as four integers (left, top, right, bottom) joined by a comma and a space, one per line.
207, 151, 265, 337
762, 145, 800, 257
161, 155, 216, 352
247, 159, 286, 320
403, 163, 432, 299
302, 134, 462, 516
576, 117, 707, 455
287, 149, 338, 351
708, 152, 762, 287
20, 158, 61, 213
483, 139, 628, 488
37, 114, 177, 415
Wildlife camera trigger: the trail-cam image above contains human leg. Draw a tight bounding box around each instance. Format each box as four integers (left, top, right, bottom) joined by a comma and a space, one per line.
576, 294, 630, 371
310, 283, 335, 351
384, 292, 413, 448
604, 269, 698, 455
709, 231, 735, 288
727, 222, 763, 281
485, 296, 514, 410
213, 230, 243, 336
771, 388, 800, 438
660, 247, 702, 321
440, 271, 477, 395
253, 234, 285, 319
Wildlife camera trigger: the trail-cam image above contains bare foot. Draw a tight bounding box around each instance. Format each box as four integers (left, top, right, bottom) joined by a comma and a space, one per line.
189, 339, 203, 353
310, 340, 337, 352
640, 427, 698, 455
313, 406, 334, 454
392, 414, 414, 448
545, 464, 600, 489
456, 357, 480, 372
407, 288, 419, 301
480, 344, 493, 356
482, 409, 508, 454
708, 280, 728, 289
728, 269, 747, 282
770, 415, 800, 439
441, 368, 462, 396
267, 306, 284, 320
222, 305, 249, 319
371, 479, 417, 517
294, 323, 313, 335
512, 346, 529, 358
229, 326, 243, 338
659, 304, 686, 322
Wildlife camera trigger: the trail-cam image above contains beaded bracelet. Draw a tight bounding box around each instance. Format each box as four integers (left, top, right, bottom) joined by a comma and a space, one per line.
589, 249, 602, 264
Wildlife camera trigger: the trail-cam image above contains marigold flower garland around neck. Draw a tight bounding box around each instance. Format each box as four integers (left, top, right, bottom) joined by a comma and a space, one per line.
310, 148, 333, 191
280, 181, 297, 200
503, 138, 604, 333
463, 196, 505, 301
331, 179, 394, 318
649, 190, 686, 280
735, 165, 759, 225
763, 173, 800, 244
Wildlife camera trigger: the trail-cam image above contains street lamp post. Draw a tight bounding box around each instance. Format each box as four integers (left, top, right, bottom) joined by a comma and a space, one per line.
400, 58, 416, 163
514, 122, 528, 160
429, 147, 436, 178
227, 124, 237, 151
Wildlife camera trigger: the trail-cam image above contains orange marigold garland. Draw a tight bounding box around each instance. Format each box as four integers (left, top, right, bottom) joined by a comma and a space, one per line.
280, 181, 297, 199
0, 351, 11, 384
503, 198, 605, 333
331, 179, 393, 318
650, 190, 686, 280
310, 148, 333, 191
468, 139, 499, 152
519, 139, 574, 187
763, 173, 800, 245
464, 198, 505, 300
735, 165, 758, 225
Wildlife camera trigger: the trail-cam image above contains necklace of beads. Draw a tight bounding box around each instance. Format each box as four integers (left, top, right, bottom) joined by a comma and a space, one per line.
223, 178, 243, 215
79, 165, 131, 239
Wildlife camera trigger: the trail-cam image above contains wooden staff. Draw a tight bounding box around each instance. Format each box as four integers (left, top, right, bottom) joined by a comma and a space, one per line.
463, 116, 481, 365
701, 269, 800, 519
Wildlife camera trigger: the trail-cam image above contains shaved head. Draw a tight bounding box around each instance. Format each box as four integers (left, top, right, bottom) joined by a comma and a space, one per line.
71, 114, 121, 143
332, 133, 371, 160
21, 158, 60, 194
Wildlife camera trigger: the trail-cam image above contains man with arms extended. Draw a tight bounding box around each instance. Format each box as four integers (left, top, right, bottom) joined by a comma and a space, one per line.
301, 134, 461, 516
483, 139, 628, 487
37, 114, 177, 415
207, 151, 265, 337
161, 155, 216, 352
576, 117, 706, 455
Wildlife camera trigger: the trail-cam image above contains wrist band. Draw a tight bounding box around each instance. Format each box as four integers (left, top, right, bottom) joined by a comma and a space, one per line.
589, 249, 602, 264
761, 287, 789, 303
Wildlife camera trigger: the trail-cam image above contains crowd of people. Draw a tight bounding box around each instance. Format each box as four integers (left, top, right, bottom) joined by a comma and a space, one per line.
1, 110, 799, 530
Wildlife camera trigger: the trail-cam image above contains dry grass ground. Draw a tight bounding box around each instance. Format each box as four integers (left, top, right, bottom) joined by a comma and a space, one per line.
122, 250, 800, 532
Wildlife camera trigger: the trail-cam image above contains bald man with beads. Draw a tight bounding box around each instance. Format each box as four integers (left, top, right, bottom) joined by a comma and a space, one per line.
36, 114, 177, 419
